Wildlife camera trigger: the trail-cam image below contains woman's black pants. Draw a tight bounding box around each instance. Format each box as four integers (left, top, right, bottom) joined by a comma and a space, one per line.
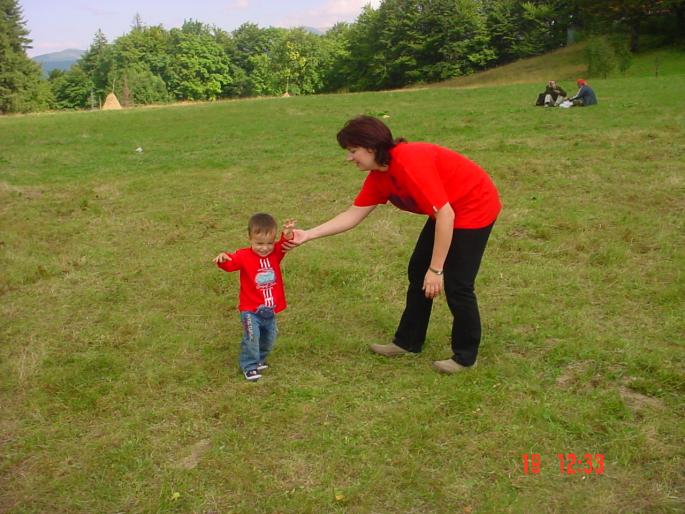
393, 218, 494, 366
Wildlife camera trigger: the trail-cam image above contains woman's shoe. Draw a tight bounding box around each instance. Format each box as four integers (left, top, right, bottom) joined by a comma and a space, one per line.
432, 359, 476, 374
369, 343, 410, 357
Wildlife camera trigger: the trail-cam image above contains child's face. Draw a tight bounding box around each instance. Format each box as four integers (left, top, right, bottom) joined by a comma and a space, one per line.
249, 230, 276, 257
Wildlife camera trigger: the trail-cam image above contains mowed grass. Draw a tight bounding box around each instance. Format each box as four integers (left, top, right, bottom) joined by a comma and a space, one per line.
1, 60, 684, 512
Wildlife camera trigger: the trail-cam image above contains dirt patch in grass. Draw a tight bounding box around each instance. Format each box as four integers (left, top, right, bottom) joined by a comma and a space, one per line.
555, 361, 592, 388
557, 363, 667, 412
170, 439, 211, 470
618, 385, 665, 412
0, 181, 43, 199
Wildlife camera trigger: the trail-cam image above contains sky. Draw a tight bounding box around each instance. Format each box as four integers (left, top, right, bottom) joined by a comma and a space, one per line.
21, 0, 382, 57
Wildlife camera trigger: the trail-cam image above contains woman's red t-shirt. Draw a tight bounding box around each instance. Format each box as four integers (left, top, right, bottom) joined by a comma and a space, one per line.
353, 142, 501, 229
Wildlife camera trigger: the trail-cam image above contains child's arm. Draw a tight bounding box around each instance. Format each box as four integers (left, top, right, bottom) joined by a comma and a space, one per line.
213, 252, 232, 264
213, 251, 239, 271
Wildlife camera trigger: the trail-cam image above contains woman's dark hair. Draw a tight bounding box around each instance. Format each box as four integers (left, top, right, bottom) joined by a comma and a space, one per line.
248, 213, 277, 236
336, 115, 406, 166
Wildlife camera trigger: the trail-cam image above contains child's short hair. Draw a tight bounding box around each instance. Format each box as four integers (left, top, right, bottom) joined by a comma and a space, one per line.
248, 213, 278, 236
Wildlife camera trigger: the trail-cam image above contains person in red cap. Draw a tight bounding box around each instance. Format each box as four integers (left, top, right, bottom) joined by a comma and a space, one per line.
568, 79, 598, 106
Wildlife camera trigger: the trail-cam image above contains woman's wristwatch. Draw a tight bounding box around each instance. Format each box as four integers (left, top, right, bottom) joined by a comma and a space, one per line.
428, 266, 444, 276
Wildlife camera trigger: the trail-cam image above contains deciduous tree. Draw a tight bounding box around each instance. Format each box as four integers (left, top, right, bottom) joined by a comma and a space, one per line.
272, 28, 324, 95
49, 65, 93, 109
167, 27, 232, 100
570, 0, 676, 51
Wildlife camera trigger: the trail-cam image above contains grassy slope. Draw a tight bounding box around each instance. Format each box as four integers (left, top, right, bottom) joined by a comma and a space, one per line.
0, 47, 684, 513
434, 43, 685, 88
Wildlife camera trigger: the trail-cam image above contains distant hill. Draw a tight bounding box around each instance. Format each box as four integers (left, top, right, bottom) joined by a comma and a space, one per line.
302, 26, 326, 35
32, 49, 85, 76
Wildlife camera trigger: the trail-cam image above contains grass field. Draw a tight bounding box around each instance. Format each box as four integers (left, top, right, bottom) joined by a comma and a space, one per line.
1, 48, 684, 513
436, 44, 685, 88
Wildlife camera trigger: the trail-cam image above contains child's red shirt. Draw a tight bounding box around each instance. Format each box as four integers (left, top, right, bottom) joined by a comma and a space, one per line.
217, 239, 287, 313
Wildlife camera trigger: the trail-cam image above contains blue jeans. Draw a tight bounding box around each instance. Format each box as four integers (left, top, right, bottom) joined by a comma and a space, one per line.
239, 307, 277, 372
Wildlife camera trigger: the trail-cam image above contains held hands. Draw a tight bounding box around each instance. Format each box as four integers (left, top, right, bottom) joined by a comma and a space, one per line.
423, 268, 444, 299
283, 219, 296, 240
282, 228, 309, 251
213, 252, 232, 264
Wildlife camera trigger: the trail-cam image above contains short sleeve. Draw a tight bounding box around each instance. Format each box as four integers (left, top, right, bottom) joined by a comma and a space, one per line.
353, 172, 389, 207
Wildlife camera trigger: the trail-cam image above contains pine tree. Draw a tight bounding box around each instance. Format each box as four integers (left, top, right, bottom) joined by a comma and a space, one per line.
78, 29, 111, 101
0, 0, 49, 113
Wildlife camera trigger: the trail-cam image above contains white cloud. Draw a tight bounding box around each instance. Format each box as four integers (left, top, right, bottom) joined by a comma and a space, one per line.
323, 0, 381, 16
279, 0, 381, 30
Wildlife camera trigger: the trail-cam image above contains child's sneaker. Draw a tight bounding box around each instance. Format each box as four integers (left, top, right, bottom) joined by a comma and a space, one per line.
257, 362, 269, 371
243, 369, 261, 381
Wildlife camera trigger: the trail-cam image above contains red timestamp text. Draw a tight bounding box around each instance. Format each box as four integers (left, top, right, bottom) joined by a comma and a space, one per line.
521, 453, 605, 475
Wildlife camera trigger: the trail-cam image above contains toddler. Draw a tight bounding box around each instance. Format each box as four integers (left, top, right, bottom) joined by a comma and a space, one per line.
213, 213, 294, 381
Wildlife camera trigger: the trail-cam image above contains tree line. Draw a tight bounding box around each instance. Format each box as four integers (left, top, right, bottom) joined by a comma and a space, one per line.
1, 0, 683, 113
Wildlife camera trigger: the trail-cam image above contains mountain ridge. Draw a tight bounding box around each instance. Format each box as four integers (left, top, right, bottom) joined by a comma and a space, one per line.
32, 49, 85, 75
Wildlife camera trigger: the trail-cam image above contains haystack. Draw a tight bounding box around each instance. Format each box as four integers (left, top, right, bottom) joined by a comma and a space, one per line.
102, 92, 122, 110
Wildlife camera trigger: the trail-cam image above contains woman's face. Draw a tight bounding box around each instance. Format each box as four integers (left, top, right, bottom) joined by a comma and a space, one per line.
346, 146, 380, 171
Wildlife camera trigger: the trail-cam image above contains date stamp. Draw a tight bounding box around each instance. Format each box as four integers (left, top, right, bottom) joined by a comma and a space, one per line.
522, 453, 605, 475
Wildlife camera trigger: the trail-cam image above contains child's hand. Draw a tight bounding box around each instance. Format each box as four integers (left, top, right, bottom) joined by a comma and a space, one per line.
283, 228, 308, 251
283, 219, 296, 240
213, 252, 232, 264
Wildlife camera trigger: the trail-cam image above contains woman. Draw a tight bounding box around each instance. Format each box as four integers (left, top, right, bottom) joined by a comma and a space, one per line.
287, 116, 501, 374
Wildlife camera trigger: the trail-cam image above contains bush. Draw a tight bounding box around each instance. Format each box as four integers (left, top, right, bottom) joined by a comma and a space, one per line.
609, 34, 633, 74
49, 66, 94, 109
586, 34, 634, 78
112, 68, 170, 105
586, 36, 616, 78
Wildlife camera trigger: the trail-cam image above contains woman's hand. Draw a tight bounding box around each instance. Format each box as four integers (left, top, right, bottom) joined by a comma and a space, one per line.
423, 269, 444, 299
282, 228, 309, 251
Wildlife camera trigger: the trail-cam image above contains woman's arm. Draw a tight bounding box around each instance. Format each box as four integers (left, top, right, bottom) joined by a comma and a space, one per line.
423, 203, 455, 299
285, 204, 376, 248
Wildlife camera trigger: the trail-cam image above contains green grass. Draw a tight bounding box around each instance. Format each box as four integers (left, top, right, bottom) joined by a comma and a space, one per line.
1, 51, 684, 513
435, 43, 685, 88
